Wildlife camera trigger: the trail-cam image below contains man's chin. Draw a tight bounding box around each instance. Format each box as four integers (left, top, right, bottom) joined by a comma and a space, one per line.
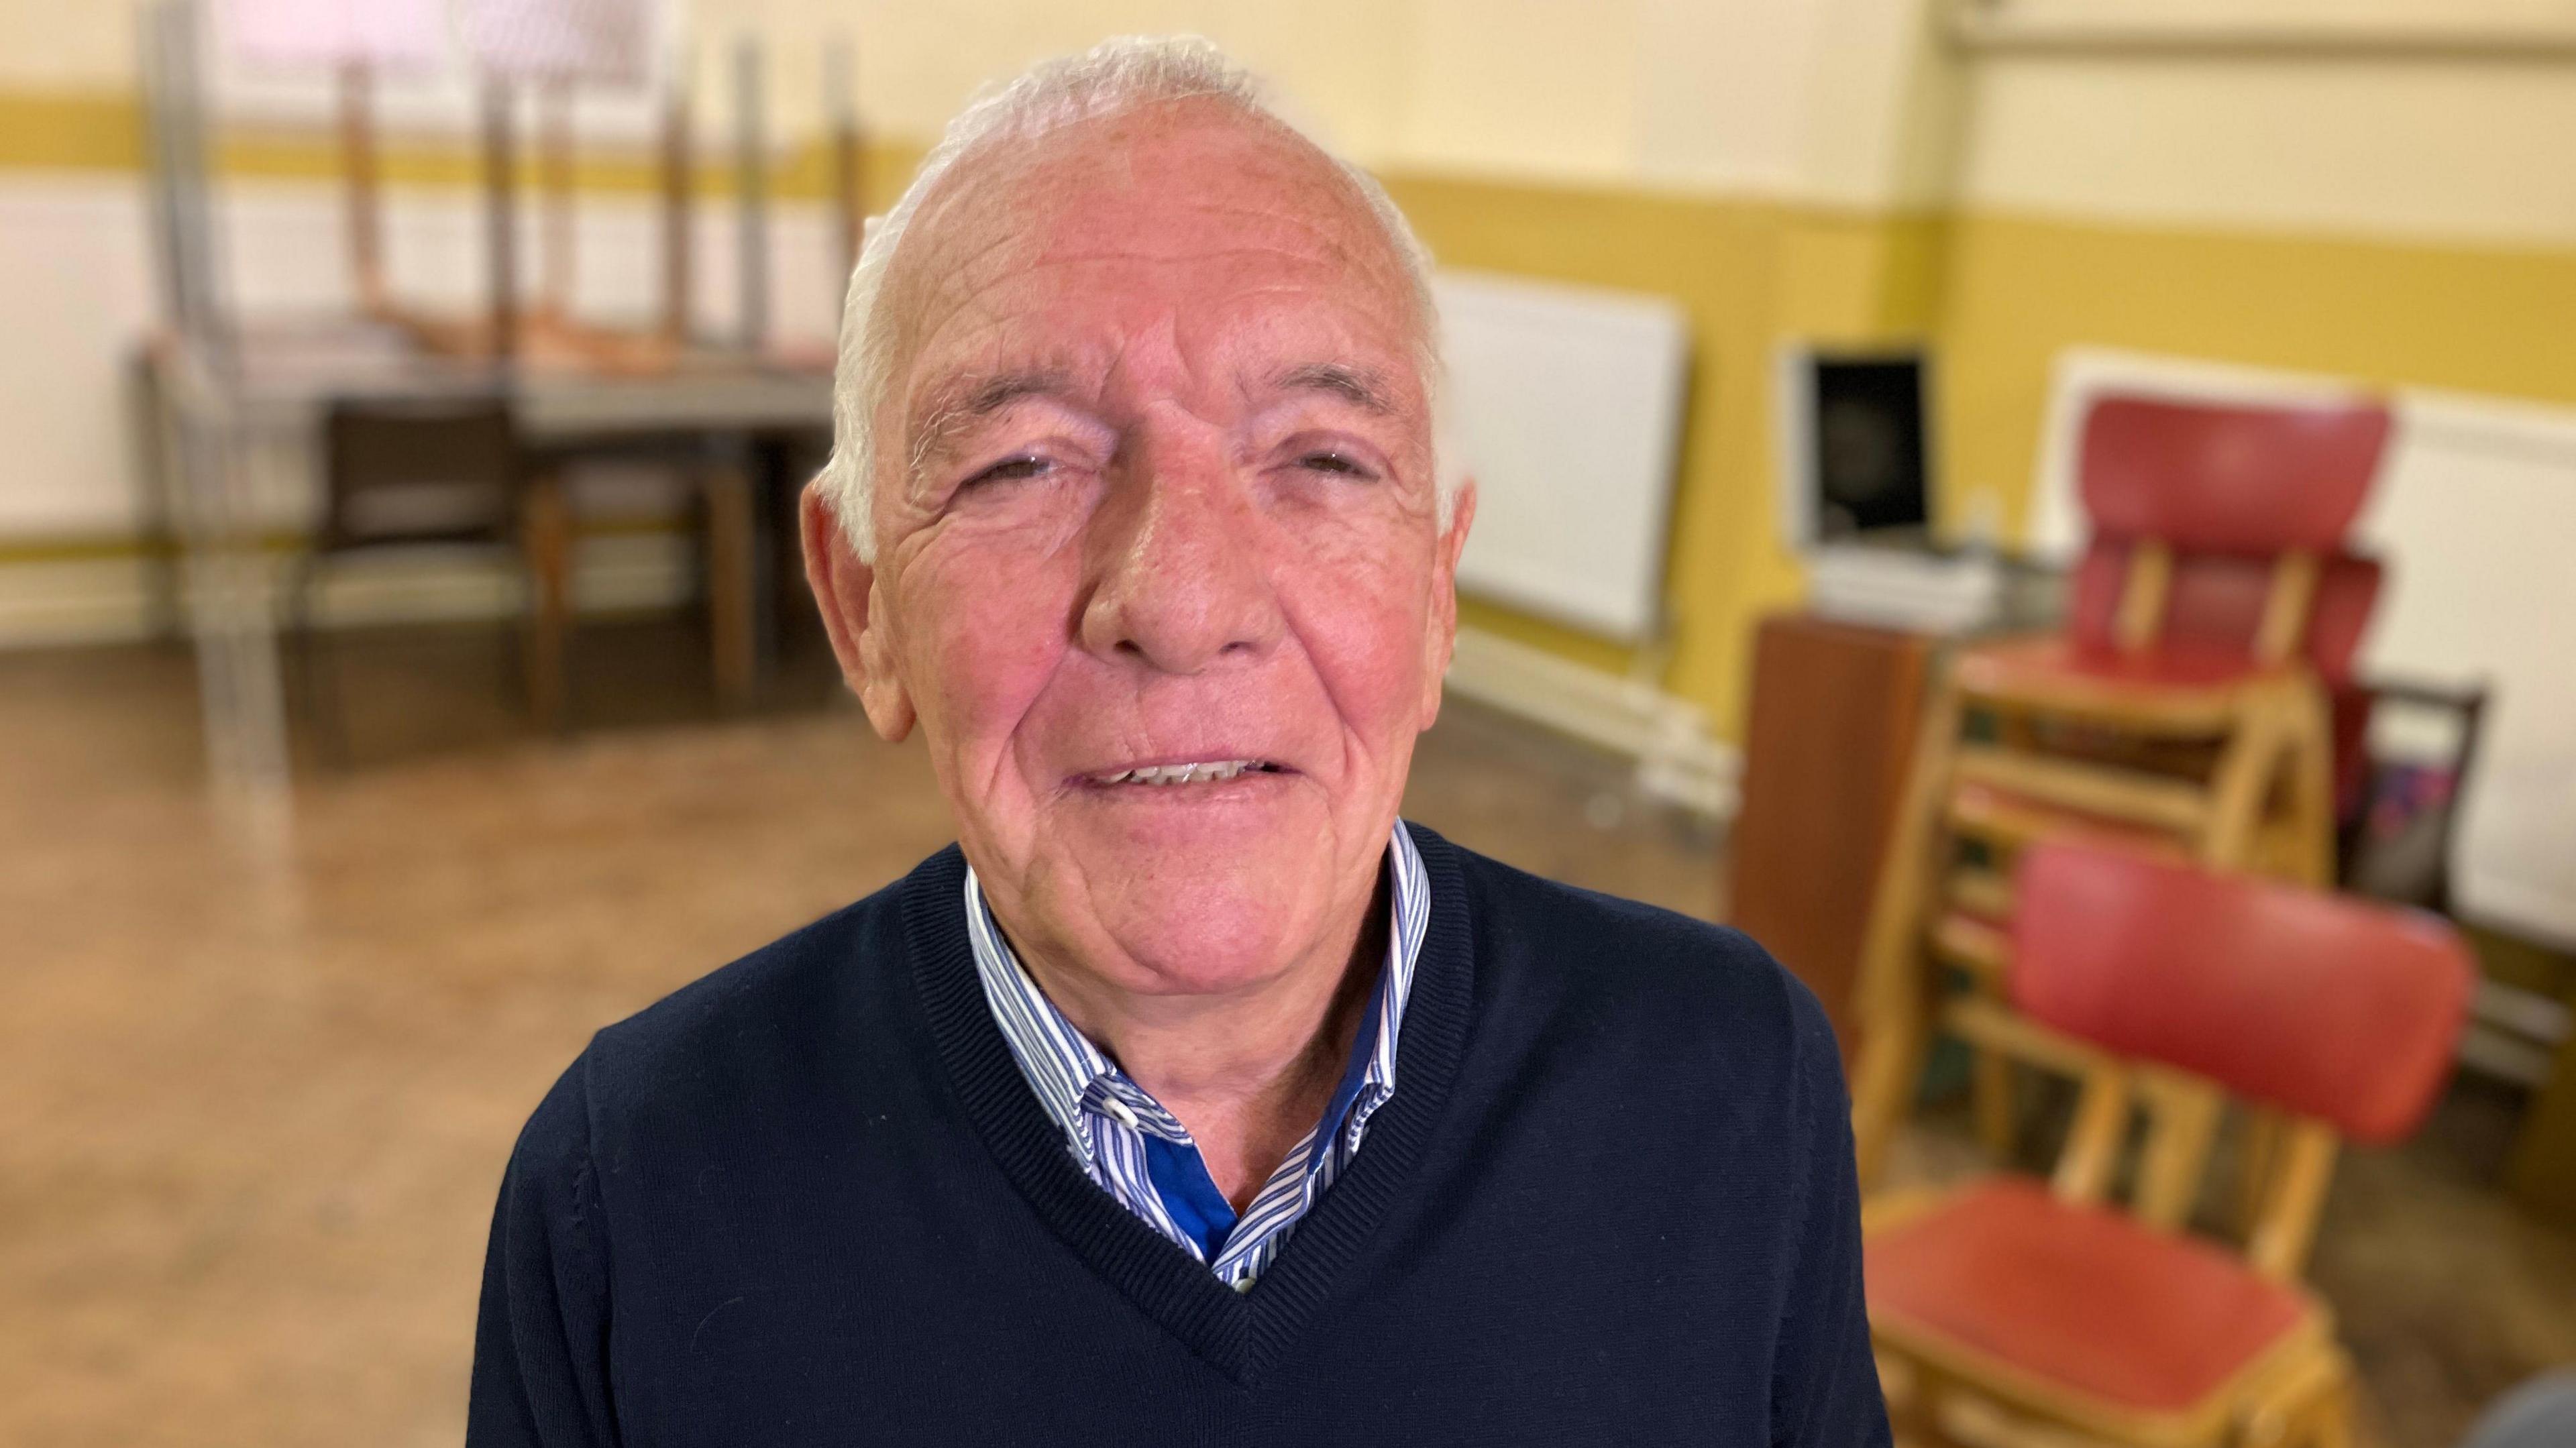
1092, 911, 1328, 998
1069, 857, 1340, 995
1020, 785, 1372, 989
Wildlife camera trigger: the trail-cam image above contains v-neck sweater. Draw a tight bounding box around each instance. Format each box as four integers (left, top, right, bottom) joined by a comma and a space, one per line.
467, 824, 1890, 1447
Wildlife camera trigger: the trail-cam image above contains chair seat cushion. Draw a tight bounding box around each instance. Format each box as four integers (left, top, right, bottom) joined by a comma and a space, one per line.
1954, 636, 2286, 714
1866, 1179, 2317, 1417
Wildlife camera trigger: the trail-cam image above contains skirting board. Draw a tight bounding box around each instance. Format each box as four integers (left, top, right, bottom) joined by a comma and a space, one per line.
0, 544, 1743, 821
1444, 625, 1741, 820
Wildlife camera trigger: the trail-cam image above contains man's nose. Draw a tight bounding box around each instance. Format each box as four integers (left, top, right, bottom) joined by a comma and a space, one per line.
1076, 433, 1283, 675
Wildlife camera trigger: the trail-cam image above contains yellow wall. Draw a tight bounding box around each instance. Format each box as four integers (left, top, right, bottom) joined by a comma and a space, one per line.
0, 85, 905, 200
1935, 211, 2576, 541
1385, 177, 1942, 728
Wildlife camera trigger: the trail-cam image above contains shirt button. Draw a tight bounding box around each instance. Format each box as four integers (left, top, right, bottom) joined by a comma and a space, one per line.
1103, 1099, 1140, 1130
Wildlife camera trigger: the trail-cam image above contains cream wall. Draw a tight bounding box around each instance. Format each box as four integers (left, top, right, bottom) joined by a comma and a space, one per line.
1960, 54, 2576, 248
0, 1, 131, 87
1393, 0, 1951, 204
9, 0, 2565, 262
0, 0, 1934, 199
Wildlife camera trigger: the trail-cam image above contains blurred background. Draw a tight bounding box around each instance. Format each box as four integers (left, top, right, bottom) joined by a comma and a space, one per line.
1, 1, 2572, 1445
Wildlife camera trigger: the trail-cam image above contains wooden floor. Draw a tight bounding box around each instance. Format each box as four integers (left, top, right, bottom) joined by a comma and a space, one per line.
1, 622, 2567, 1448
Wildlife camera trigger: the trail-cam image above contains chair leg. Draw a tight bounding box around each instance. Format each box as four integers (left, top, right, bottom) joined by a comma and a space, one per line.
289, 553, 347, 769
2135, 1072, 2224, 1231
701, 459, 757, 713
1888, 1358, 1960, 1448
1971, 1046, 2018, 1162
1852, 1019, 1930, 1190
2241, 1345, 2356, 1448
2200, 702, 2280, 870
2305, 1378, 2356, 1448
2284, 684, 2337, 888
2235, 1106, 2286, 1239
520, 467, 573, 735
1851, 671, 1966, 1186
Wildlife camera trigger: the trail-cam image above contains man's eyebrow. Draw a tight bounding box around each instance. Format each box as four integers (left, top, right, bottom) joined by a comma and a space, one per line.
1267, 362, 1397, 415
907, 367, 1078, 476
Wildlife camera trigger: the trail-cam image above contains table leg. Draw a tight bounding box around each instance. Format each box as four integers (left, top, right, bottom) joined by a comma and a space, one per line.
521, 468, 572, 734
702, 461, 757, 713
2508, 991, 2576, 1224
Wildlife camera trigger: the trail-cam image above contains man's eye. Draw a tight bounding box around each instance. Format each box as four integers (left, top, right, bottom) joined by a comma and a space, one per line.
1297, 450, 1373, 478
967, 455, 1052, 486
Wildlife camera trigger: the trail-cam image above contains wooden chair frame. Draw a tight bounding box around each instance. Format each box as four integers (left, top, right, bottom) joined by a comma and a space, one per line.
1851, 544, 2342, 1188
1867, 999, 2360, 1448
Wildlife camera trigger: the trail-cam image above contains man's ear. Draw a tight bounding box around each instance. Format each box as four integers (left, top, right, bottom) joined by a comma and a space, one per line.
800, 482, 916, 742
1419, 478, 1477, 727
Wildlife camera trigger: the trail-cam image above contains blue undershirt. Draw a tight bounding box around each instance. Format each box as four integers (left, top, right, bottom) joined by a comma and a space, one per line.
1140, 973, 1387, 1260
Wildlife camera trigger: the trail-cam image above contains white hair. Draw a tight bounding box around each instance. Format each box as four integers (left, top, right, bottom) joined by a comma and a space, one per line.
817, 34, 1450, 562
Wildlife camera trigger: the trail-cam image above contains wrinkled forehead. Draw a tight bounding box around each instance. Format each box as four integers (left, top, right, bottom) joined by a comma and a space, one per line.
875, 100, 1426, 405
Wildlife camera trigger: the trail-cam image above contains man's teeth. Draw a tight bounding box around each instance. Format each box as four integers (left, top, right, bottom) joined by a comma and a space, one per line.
1095, 761, 1274, 786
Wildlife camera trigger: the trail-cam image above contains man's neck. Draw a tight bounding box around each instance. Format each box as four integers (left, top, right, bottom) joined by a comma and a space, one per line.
1016, 878, 1390, 1211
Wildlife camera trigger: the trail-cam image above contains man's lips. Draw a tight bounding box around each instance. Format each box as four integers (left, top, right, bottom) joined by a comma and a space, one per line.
1074, 758, 1293, 787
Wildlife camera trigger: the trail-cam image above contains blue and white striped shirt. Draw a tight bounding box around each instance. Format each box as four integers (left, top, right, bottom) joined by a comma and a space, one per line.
964, 823, 1430, 1291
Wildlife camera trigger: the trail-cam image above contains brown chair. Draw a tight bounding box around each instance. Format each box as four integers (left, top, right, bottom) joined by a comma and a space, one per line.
290, 392, 551, 760
1851, 394, 2396, 1184
1866, 840, 2471, 1448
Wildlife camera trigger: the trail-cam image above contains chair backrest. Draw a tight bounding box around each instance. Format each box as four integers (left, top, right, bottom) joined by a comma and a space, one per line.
2065, 541, 2382, 683
2068, 394, 2394, 683
2078, 394, 2390, 554
2009, 840, 2471, 1144
320, 394, 521, 552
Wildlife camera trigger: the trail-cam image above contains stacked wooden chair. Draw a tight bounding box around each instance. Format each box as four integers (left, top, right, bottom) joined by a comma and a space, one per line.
1849, 394, 2396, 1184
1865, 840, 2470, 1448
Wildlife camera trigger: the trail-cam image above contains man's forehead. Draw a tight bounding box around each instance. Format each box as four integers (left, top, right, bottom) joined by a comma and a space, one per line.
881, 103, 1416, 379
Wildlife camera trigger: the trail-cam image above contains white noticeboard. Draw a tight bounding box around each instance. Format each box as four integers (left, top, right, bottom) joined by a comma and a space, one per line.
1432, 270, 1690, 643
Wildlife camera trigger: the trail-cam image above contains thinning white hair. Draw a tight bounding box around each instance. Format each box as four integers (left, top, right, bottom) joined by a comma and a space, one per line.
817, 34, 1450, 562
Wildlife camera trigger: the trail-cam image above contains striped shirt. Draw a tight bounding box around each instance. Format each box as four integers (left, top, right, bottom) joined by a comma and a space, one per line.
963, 823, 1429, 1290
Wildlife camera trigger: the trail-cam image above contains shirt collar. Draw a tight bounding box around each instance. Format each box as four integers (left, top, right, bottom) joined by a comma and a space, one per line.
963, 822, 1431, 1164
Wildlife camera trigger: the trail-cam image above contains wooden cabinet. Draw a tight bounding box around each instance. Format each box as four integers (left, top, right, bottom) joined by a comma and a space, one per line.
1727, 613, 1933, 1064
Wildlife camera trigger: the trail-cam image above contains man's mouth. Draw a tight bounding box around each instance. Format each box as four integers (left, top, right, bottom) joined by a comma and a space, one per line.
1084, 760, 1289, 787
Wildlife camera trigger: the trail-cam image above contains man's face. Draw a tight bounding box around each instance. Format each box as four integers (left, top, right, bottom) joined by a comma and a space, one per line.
808, 103, 1471, 1003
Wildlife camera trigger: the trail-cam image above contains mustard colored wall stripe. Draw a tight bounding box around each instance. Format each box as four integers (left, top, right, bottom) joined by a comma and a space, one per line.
0, 89, 144, 172
0, 85, 922, 202
1935, 209, 2576, 537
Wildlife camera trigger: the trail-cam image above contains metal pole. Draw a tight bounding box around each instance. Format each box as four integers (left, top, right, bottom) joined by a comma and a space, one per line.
482, 76, 519, 368
148, 0, 294, 852
732, 34, 768, 354
659, 52, 694, 347
538, 76, 576, 321
825, 36, 862, 287
339, 60, 387, 314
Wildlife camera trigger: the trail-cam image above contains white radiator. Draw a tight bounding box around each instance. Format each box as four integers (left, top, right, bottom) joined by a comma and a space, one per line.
1432, 270, 1690, 644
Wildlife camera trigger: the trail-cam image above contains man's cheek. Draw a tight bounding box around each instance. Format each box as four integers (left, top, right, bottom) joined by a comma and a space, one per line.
926, 604, 1062, 736
1297, 569, 1432, 709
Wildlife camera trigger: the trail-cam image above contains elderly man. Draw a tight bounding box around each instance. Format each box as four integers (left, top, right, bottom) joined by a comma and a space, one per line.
470, 37, 1886, 1447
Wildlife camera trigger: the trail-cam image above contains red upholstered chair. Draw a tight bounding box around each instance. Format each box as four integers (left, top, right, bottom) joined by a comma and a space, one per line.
1866, 841, 2471, 1448
1851, 394, 2396, 1183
